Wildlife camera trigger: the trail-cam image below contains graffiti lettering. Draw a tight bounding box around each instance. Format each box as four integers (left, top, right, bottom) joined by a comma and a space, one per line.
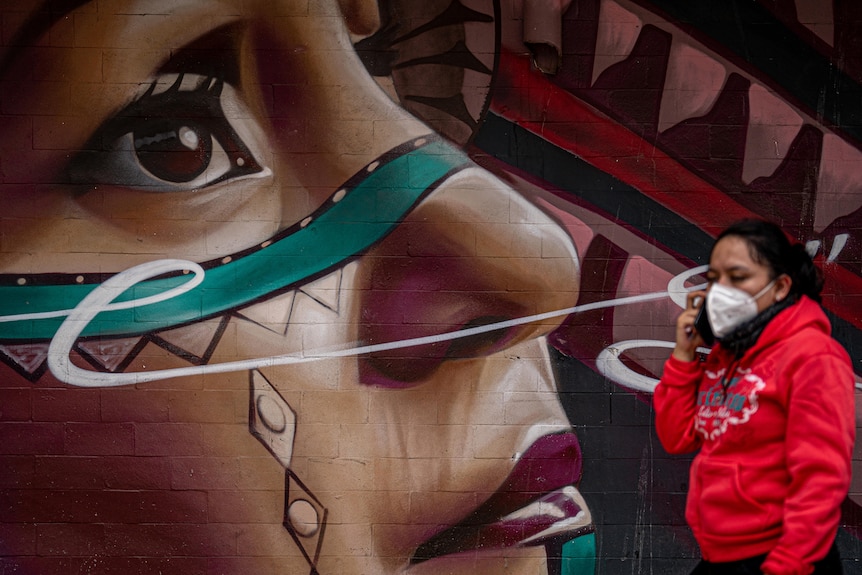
697, 390, 746, 411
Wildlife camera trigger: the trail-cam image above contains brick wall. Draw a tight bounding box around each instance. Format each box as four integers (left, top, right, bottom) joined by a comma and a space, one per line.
1, 1, 860, 573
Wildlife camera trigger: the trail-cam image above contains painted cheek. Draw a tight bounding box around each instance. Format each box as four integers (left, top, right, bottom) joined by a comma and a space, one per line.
357, 250, 525, 387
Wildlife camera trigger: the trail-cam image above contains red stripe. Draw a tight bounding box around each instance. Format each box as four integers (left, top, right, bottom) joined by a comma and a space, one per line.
490, 50, 862, 329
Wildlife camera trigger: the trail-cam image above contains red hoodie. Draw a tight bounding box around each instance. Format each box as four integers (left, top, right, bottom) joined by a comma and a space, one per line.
654, 296, 855, 575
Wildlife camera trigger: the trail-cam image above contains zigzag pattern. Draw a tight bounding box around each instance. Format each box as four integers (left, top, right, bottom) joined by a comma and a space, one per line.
0, 270, 345, 380
551, 0, 862, 270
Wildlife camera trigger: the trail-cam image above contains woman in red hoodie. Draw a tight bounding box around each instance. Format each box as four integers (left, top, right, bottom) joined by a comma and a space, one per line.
654, 219, 856, 575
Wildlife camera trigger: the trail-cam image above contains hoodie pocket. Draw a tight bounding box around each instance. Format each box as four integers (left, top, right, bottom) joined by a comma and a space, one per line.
691, 458, 775, 538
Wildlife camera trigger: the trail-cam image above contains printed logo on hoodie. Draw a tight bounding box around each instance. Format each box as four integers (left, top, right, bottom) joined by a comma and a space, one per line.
694, 369, 765, 441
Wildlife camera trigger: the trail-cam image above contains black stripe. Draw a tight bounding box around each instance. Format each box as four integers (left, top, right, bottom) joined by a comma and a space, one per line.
474, 112, 715, 264
474, 111, 862, 364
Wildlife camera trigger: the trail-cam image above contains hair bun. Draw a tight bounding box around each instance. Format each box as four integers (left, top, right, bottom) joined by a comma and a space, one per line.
790, 242, 823, 301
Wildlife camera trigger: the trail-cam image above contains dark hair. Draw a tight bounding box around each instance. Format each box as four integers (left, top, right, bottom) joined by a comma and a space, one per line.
714, 219, 823, 303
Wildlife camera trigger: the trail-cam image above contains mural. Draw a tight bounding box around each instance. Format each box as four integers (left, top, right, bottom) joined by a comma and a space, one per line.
0, 0, 859, 574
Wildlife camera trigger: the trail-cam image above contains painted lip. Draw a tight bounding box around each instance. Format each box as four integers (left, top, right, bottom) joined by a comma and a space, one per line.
410, 432, 592, 564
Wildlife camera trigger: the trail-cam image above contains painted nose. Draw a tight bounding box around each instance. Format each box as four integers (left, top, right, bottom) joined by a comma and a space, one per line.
357, 168, 579, 387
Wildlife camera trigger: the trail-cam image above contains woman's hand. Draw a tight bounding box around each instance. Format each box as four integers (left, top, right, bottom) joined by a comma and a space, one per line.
672, 290, 706, 362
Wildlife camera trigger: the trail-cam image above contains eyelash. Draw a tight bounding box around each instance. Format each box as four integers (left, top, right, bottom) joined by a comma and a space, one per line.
68, 74, 264, 192
706, 274, 748, 283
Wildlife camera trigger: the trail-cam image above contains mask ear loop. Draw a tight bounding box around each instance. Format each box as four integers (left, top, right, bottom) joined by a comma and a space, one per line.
772, 273, 791, 303
752, 279, 777, 302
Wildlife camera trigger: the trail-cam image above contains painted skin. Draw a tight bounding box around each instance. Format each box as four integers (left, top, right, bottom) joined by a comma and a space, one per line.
0, 1, 588, 573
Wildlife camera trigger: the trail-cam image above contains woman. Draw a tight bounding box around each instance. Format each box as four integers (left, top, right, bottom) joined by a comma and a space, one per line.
654, 219, 855, 575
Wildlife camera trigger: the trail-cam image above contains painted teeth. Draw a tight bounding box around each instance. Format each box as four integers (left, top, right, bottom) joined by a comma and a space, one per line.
501, 485, 593, 545
502, 485, 580, 521
592, 0, 862, 233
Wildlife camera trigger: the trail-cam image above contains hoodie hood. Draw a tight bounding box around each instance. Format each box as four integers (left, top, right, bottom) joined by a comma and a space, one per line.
717, 295, 830, 362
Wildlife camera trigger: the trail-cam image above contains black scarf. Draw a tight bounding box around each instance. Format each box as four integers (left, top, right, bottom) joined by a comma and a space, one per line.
718, 294, 799, 359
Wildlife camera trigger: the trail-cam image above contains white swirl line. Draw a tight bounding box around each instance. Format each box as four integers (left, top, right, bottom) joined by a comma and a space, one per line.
44, 259, 675, 387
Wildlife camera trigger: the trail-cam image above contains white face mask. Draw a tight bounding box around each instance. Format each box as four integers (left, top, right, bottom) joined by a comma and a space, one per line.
706, 280, 776, 339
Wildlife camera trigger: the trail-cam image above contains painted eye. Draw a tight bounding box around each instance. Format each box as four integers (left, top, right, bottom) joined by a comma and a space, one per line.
133, 123, 213, 183
69, 74, 266, 192
106, 120, 235, 190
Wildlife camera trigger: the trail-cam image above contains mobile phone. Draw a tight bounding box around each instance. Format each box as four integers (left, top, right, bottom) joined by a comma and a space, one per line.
693, 298, 715, 346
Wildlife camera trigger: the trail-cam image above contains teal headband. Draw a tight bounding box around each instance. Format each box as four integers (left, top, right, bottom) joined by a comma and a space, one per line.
0, 136, 470, 342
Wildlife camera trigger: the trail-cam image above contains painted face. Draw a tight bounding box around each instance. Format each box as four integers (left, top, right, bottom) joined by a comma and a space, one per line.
0, 1, 588, 574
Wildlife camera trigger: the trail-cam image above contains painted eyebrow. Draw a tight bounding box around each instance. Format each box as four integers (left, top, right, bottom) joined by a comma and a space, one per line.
0, 0, 93, 78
